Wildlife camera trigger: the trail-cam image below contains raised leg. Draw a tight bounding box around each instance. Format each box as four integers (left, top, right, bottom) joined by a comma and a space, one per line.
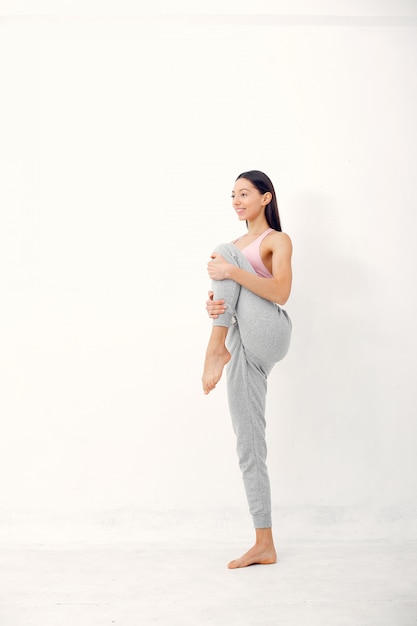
202, 244, 249, 395
211, 244, 291, 366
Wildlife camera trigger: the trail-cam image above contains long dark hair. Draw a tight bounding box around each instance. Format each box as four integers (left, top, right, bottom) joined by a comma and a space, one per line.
236, 170, 282, 232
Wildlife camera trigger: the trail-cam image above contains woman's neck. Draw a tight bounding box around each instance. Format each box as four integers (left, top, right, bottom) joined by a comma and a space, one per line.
246, 218, 269, 236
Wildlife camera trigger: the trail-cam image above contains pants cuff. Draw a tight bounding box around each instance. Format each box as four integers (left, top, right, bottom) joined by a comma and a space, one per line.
253, 514, 272, 528
212, 310, 233, 327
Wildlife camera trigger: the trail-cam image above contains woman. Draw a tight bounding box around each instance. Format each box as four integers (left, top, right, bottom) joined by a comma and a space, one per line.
202, 170, 292, 569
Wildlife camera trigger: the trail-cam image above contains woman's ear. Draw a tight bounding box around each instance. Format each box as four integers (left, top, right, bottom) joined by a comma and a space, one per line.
263, 192, 272, 205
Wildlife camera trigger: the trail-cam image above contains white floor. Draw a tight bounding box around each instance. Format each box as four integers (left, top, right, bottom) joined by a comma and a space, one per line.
2, 539, 417, 626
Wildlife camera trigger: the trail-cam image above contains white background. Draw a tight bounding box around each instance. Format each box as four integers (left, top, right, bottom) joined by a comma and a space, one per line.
1, 1, 416, 540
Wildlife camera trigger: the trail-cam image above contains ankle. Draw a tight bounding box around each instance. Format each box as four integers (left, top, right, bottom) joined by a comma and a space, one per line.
206, 344, 229, 355
206, 331, 229, 355
255, 528, 274, 547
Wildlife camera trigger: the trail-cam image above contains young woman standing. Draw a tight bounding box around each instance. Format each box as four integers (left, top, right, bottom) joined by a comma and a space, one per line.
202, 170, 292, 569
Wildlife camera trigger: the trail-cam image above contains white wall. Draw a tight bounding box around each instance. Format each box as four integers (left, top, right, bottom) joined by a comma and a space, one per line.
1, 2, 416, 533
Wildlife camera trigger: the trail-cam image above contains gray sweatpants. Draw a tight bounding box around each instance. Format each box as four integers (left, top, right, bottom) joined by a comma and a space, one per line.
212, 243, 292, 528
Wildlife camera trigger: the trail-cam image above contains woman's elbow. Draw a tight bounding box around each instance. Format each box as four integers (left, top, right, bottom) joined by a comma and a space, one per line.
271, 276, 291, 306
276, 295, 289, 306
274, 285, 291, 306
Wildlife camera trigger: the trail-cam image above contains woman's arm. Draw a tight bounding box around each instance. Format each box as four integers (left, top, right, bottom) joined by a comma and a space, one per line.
207, 232, 293, 305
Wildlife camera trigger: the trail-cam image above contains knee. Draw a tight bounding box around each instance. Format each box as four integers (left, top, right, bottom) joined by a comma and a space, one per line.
214, 242, 241, 263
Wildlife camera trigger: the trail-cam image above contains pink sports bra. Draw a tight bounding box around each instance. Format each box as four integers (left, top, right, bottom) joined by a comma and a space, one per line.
235, 228, 274, 278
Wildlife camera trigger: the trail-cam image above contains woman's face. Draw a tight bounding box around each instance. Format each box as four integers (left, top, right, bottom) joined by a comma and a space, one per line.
231, 178, 267, 222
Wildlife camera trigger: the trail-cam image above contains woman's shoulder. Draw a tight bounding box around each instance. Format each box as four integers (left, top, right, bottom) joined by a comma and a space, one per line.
266, 230, 292, 250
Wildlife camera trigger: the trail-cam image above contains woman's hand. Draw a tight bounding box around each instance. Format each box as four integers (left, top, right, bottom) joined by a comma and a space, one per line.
206, 290, 226, 319
207, 253, 234, 281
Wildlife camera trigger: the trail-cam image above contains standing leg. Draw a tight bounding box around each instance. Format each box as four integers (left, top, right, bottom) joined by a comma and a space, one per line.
227, 324, 277, 569
225, 323, 278, 569
226, 324, 271, 528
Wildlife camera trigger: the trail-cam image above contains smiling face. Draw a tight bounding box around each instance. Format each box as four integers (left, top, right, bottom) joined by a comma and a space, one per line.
231, 178, 271, 223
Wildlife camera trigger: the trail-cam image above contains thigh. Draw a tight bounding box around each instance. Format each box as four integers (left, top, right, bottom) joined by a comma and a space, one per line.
235, 289, 292, 368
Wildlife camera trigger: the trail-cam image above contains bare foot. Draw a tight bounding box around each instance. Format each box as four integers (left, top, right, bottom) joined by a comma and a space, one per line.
227, 543, 277, 569
202, 348, 231, 394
